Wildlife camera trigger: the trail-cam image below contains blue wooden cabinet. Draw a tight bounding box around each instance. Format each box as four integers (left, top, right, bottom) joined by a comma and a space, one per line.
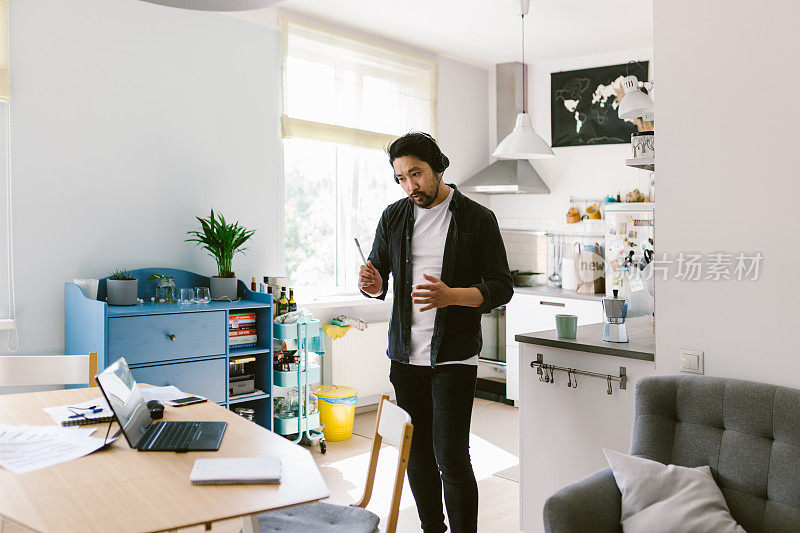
65, 268, 274, 430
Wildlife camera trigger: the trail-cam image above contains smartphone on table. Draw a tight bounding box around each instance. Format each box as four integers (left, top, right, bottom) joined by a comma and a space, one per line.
168, 396, 207, 407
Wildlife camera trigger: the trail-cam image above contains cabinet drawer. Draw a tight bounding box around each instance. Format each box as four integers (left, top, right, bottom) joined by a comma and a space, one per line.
130, 358, 226, 404
109, 312, 226, 366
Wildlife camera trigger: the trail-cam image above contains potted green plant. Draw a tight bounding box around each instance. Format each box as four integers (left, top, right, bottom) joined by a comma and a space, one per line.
106, 268, 138, 306
186, 209, 255, 301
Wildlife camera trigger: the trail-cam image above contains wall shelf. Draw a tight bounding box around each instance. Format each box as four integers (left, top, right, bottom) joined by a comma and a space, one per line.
626, 157, 655, 171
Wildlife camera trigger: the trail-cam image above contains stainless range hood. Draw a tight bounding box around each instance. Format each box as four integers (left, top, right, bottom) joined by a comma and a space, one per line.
460, 63, 551, 195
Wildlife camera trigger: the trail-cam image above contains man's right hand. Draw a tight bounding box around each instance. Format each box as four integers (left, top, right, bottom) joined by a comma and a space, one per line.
359, 260, 383, 296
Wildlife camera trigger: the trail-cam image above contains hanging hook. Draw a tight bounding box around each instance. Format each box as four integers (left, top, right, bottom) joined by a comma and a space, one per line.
566, 369, 572, 388
571, 370, 578, 389
607, 376, 613, 395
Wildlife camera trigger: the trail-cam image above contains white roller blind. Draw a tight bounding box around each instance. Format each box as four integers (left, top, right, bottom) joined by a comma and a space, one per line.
0, 1, 8, 101
282, 19, 437, 149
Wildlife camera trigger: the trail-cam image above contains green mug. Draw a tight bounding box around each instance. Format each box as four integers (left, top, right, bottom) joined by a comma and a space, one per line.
555, 314, 578, 339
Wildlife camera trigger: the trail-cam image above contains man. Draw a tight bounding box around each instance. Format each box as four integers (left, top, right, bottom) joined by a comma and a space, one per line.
359, 132, 513, 533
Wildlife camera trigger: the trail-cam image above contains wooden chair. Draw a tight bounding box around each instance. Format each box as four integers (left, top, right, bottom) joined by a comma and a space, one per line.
0, 353, 98, 533
0, 353, 97, 386
251, 395, 413, 533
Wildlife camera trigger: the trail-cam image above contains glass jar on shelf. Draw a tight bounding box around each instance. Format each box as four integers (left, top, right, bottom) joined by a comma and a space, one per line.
307, 392, 318, 415
234, 407, 255, 421
287, 386, 299, 415
149, 274, 176, 303
274, 395, 292, 419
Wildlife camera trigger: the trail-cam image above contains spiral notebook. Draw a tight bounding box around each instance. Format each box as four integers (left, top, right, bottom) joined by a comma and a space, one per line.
61, 413, 115, 426
43, 398, 115, 427
190, 457, 282, 485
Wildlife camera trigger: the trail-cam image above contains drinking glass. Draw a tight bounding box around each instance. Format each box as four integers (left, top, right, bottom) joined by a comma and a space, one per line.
178, 288, 195, 305
195, 287, 211, 304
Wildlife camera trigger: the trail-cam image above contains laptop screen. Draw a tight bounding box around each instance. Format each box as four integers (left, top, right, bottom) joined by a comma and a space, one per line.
96, 357, 152, 448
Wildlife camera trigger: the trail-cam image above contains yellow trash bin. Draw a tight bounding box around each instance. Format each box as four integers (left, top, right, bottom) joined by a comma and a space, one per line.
313, 385, 358, 441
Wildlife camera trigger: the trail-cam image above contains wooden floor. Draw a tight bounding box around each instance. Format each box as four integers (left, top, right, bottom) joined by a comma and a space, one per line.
309, 398, 521, 533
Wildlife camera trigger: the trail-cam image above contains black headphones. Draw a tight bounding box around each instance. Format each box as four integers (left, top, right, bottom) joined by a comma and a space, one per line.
417, 132, 450, 175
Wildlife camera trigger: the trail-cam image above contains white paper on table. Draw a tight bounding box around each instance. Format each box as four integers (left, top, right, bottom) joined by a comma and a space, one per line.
0, 424, 109, 474
141, 385, 204, 406
43, 397, 113, 425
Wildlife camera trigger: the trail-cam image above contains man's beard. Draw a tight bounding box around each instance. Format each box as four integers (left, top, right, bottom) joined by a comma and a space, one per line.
413, 191, 435, 207
412, 179, 441, 208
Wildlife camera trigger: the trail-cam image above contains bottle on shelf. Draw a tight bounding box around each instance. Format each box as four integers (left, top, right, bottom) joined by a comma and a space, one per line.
267, 286, 276, 318
288, 288, 296, 313
278, 287, 288, 316
250, 277, 257, 291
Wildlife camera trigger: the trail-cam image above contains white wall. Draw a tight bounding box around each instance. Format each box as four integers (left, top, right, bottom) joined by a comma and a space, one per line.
487, 49, 653, 231
0, 2, 492, 358
653, 0, 800, 387
437, 57, 490, 186
3, 0, 282, 356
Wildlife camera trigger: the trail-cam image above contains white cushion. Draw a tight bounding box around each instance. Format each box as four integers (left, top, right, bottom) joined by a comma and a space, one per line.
604, 449, 746, 533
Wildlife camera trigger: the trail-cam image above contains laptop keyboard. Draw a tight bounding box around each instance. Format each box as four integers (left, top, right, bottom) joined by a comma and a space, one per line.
142, 422, 201, 451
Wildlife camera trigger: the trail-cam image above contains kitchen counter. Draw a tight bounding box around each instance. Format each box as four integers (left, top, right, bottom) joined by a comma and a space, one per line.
513, 285, 604, 302
516, 316, 657, 532
515, 315, 654, 361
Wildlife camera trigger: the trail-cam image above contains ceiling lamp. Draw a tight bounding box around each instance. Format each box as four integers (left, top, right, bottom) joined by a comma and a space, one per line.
493, 0, 554, 160
139, 0, 285, 11
618, 75, 655, 121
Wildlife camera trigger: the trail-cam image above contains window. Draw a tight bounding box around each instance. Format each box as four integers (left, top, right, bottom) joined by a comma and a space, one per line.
0, 1, 7, 100
0, 0, 16, 348
282, 20, 437, 293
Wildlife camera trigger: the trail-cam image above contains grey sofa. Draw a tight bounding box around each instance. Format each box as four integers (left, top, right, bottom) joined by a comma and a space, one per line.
543, 375, 800, 533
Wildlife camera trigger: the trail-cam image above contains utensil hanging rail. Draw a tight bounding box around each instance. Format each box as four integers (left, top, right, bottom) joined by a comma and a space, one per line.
545, 232, 604, 239
531, 354, 627, 393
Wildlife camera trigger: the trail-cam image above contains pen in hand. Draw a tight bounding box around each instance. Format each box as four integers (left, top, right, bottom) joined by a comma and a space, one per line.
354, 238, 368, 266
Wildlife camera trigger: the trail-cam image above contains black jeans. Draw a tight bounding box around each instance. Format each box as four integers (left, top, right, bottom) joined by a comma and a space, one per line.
389, 360, 478, 533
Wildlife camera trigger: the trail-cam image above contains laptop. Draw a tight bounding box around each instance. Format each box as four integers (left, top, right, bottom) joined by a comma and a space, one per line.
96, 357, 227, 452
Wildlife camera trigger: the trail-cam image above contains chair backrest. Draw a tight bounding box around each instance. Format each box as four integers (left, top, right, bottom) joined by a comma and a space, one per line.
0, 354, 97, 386
356, 395, 413, 533
377, 397, 412, 447
631, 375, 800, 533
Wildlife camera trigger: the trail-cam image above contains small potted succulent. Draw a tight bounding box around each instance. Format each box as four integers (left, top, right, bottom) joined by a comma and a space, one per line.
186, 209, 255, 301
106, 269, 138, 306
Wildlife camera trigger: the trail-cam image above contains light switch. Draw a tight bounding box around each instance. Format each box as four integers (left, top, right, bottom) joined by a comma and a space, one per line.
679, 349, 704, 374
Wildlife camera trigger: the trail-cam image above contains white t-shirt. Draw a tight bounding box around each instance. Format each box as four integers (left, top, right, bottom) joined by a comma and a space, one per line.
408, 187, 478, 367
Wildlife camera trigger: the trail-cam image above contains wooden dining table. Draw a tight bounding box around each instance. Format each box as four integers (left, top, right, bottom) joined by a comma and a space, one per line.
0, 386, 329, 532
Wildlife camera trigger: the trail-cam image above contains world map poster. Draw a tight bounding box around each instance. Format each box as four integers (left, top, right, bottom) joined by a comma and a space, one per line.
551, 62, 650, 147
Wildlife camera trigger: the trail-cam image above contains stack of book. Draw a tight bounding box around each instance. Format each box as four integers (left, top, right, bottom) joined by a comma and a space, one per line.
229, 312, 257, 350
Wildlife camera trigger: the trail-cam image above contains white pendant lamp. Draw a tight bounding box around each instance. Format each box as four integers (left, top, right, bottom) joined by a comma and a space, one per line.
618, 75, 655, 121
139, 0, 285, 11
493, 0, 554, 160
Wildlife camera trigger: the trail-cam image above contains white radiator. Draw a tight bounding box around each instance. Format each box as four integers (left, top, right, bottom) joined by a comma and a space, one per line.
322, 322, 392, 407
